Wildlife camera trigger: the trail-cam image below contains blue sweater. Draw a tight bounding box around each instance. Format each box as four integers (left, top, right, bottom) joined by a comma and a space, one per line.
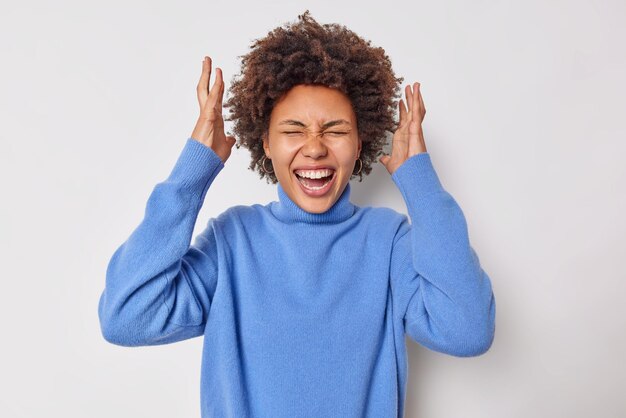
98, 137, 496, 418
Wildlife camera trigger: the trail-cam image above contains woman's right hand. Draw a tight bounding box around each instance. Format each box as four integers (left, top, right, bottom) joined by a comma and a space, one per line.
191, 56, 237, 164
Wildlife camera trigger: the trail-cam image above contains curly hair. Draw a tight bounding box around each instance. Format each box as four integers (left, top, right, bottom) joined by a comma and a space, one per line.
223, 10, 404, 183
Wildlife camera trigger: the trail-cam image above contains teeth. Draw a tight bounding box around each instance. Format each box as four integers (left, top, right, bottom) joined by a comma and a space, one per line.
301, 182, 329, 191
299, 176, 333, 190
294, 169, 334, 179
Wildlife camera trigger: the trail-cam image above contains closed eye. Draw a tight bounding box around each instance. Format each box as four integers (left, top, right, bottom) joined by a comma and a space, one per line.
282, 131, 349, 136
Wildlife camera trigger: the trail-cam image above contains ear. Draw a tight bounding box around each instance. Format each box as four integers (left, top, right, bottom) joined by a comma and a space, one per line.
357, 137, 362, 158
262, 131, 270, 157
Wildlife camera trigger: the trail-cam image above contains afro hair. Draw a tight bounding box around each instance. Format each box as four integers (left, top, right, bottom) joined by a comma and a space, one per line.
223, 10, 404, 183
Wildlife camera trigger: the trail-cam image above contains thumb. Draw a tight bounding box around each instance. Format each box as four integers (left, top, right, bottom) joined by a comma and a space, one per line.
379, 154, 390, 166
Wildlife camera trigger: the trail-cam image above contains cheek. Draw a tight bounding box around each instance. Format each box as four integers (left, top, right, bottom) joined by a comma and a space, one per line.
330, 142, 359, 165
271, 147, 300, 172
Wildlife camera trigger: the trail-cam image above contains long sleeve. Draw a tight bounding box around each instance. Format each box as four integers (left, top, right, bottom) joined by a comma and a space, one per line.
98, 138, 224, 347
389, 152, 496, 357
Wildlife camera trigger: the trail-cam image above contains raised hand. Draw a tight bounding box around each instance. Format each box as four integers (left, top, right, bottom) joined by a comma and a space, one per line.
379, 82, 428, 175
190, 56, 237, 163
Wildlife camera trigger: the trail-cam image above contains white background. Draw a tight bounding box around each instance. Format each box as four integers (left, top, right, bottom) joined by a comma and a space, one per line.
1, 0, 624, 417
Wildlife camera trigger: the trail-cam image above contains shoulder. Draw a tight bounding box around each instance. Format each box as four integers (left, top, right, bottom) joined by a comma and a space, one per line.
210, 203, 267, 230
354, 205, 409, 234
358, 204, 407, 221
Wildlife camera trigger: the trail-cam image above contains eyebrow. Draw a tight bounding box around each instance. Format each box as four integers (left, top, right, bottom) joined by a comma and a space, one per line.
278, 119, 351, 129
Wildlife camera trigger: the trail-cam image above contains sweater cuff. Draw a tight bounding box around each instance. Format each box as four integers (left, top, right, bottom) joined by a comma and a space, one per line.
391, 152, 445, 199
167, 137, 225, 195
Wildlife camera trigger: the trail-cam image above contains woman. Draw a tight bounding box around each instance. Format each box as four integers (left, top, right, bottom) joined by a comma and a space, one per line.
98, 11, 496, 418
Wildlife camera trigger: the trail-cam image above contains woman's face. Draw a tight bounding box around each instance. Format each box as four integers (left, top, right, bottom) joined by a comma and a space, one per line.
263, 84, 362, 214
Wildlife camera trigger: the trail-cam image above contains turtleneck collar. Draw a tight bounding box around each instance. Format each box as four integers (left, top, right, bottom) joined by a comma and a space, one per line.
270, 182, 356, 224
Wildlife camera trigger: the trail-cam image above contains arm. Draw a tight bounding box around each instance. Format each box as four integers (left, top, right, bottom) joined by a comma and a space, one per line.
98, 138, 224, 346
381, 82, 494, 357
389, 152, 496, 357
98, 56, 236, 346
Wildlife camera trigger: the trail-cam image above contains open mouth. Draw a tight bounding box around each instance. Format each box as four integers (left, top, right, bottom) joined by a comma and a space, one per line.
294, 169, 336, 192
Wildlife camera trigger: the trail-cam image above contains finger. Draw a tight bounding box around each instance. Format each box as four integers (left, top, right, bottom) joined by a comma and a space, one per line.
409, 84, 421, 156
215, 68, 224, 110
197, 56, 212, 103
408, 119, 421, 156
405, 85, 413, 117
417, 85, 426, 118
412, 82, 420, 122
207, 66, 221, 108
399, 99, 408, 125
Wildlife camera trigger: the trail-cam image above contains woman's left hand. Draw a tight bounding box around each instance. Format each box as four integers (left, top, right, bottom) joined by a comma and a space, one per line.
379, 82, 428, 175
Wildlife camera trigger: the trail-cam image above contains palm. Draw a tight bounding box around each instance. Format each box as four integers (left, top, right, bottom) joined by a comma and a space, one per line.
379, 82, 427, 175
191, 56, 236, 163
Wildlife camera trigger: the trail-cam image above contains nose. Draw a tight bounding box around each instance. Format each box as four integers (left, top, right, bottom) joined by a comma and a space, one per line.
301, 133, 328, 159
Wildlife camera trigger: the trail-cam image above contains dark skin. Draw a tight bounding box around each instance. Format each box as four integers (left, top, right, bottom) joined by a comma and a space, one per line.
379, 82, 428, 173
191, 56, 428, 174
190, 56, 236, 163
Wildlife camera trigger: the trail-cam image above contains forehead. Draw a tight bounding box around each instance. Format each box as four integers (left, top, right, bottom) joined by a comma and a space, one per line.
270, 84, 355, 124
